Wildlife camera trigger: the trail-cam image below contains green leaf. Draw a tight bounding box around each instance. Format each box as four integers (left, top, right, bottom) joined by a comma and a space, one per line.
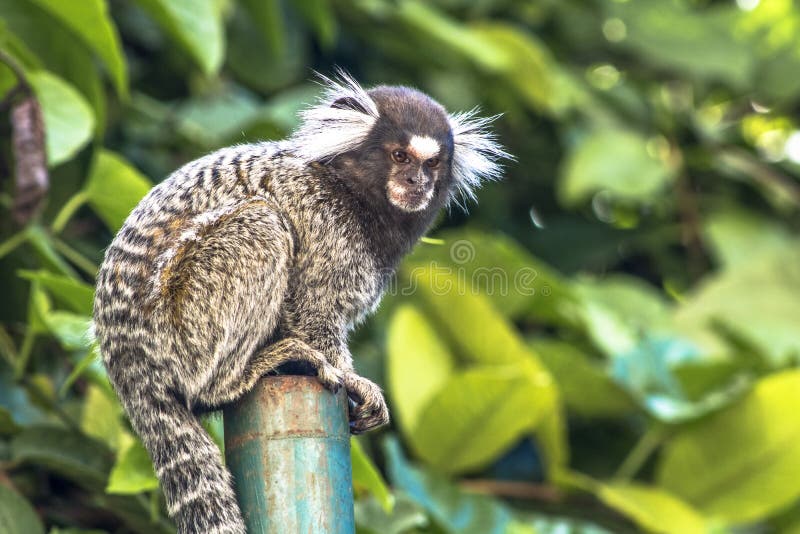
0, 2, 106, 128
351, 438, 394, 513
175, 86, 263, 147
11, 425, 112, 489
134, 0, 225, 75
0, 484, 44, 534
25, 226, 78, 279
239, 0, 286, 58
593, 481, 708, 534
412, 265, 555, 369
294, 0, 337, 48
532, 339, 635, 418
81, 384, 123, 450
28, 70, 95, 167
559, 129, 675, 206
0, 407, 21, 436
657, 369, 800, 523
611, 337, 749, 422
355, 494, 428, 534
42, 311, 91, 351
405, 229, 574, 323
386, 304, 455, 435
673, 247, 800, 367
26, 0, 127, 96
608, 1, 753, 88
17, 270, 94, 315
84, 149, 152, 233
468, 23, 553, 112
383, 435, 520, 534
106, 435, 159, 495
413, 364, 553, 474
703, 208, 793, 269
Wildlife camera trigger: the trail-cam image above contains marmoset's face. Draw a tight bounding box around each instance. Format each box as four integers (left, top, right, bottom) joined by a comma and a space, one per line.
368, 87, 454, 213
383, 136, 444, 212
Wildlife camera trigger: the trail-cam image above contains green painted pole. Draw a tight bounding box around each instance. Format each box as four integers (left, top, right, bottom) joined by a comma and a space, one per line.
223, 375, 355, 533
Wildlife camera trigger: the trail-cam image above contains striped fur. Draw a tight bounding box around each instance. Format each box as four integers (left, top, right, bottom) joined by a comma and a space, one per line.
93, 75, 508, 533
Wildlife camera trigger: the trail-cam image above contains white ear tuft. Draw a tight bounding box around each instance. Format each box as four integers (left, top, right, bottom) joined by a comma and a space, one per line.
290, 68, 380, 163
448, 109, 512, 209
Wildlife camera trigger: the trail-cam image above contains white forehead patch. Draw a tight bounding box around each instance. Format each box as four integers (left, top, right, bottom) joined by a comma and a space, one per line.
408, 135, 440, 160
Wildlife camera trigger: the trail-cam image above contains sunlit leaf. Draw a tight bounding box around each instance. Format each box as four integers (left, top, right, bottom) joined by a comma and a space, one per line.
386, 304, 455, 435
673, 247, 800, 367
28, 71, 94, 167
27, 0, 127, 95
703, 208, 794, 269
81, 384, 123, 450
658, 369, 800, 523
594, 480, 708, 534
559, 129, 675, 206
413, 364, 554, 474
532, 339, 635, 418
84, 149, 152, 233
351, 438, 394, 513
43, 311, 91, 351
106, 435, 159, 495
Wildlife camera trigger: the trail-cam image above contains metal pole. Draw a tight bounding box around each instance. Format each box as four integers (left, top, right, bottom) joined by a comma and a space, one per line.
223, 375, 355, 533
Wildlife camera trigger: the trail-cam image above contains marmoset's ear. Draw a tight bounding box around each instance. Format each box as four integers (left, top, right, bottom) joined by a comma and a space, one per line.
291, 69, 380, 163
447, 110, 512, 209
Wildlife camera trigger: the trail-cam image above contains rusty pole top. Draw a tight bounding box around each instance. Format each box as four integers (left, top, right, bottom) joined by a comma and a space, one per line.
224, 375, 355, 533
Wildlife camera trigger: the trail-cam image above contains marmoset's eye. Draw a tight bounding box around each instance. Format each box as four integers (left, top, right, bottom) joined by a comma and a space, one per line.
425, 157, 440, 168
392, 150, 410, 164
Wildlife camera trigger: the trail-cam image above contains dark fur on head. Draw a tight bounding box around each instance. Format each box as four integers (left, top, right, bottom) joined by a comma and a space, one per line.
290, 70, 510, 261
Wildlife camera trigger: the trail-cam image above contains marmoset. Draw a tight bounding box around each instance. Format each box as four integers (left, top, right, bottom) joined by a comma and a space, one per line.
93, 72, 508, 533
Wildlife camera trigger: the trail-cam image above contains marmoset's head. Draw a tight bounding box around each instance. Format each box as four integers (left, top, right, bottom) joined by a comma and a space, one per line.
291, 70, 510, 213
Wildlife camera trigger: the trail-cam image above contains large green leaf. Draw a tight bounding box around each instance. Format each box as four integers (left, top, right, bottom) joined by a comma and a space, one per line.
657, 370, 800, 523
532, 339, 635, 418
413, 266, 555, 370
28, 71, 95, 167
611, 337, 749, 423
351, 438, 394, 513
0, 485, 44, 534
412, 364, 554, 474
81, 384, 123, 450
703, 208, 794, 269
134, 0, 225, 75
84, 149, 152, 233
0, 2, 106, 127
559, 129, 675, 206
594, 481, 708, 534
404, 229, 574, 323
26, 0, 127, 95
673, 247, 800, 367
106, 436, 159, 495
11, 425, 112, 489
42, 311, 92, 351
386, 304, 455, 435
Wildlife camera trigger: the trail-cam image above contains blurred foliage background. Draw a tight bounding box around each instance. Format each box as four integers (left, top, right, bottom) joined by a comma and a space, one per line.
1, 0, 800, 532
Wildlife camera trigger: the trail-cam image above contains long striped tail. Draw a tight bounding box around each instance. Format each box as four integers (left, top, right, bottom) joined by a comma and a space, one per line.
117, 380, 246, 533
